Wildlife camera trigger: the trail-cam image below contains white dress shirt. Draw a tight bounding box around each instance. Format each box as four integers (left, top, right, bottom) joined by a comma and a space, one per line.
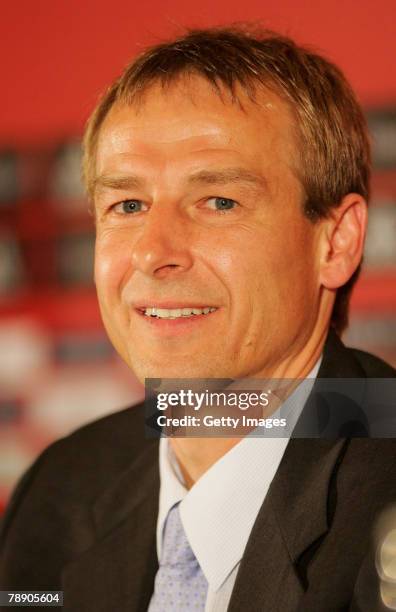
156, 359, 321, 611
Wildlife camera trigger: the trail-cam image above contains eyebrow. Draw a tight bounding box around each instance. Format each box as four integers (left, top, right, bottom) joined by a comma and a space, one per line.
93, 174, 145, 192
187, 168, 268, 190
93, 167, 268, 194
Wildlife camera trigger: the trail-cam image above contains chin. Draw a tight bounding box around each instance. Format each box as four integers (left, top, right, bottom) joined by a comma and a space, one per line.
129, 357, 230, 384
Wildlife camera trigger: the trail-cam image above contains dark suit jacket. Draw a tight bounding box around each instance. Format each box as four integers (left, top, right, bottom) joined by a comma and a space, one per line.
1, 330, 396, 611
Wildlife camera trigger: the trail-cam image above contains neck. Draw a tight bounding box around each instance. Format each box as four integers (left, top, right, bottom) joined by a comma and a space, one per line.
170, 322, 330, 488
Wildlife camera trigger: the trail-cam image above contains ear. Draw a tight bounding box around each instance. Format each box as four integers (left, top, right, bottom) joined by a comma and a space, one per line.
319, 193, 368, 290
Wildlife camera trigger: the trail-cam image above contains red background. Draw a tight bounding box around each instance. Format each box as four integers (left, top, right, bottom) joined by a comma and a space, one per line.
0, 0, 395, 510
1, 0, 396, 143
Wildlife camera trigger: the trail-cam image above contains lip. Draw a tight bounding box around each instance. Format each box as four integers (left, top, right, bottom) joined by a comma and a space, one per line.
133, 305, 220, 335
133, 301, 218, 310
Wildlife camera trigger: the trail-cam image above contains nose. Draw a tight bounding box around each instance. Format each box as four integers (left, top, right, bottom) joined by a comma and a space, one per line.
131, 204, 194, 279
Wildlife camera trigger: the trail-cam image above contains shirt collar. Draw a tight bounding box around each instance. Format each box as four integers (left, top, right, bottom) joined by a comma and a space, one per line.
156, 357, 322, 591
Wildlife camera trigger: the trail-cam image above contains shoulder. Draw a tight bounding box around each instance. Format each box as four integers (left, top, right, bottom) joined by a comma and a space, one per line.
0, 402, 156, 546
348, 346, 396, 378
44, 401, 151, 471
0, 403, 158, 590
320, 328, 396, 378
35, 401, 151, 486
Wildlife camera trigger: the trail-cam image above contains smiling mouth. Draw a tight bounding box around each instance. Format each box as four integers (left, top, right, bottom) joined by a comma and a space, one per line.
138, 306, 217, 320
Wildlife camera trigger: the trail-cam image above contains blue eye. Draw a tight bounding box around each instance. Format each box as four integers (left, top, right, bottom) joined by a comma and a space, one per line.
207, 197, 238, 211
114, 200, 145, 214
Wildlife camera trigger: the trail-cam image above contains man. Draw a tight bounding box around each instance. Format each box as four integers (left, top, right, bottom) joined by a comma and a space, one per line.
1, 26, 395, 611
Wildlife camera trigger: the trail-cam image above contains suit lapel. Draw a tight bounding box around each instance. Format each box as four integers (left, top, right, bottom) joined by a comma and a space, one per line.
62, 440, 159, 612
229, 330, 365, 611
228, 438, 348, 611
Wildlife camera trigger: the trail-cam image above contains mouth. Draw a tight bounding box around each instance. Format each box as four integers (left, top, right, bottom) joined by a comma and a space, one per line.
138, 306, 217, 320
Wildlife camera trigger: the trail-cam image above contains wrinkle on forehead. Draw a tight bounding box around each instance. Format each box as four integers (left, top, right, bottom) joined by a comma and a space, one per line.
95, 75, 303, 199
104, 119, 226, 149
100, 78, 287, 154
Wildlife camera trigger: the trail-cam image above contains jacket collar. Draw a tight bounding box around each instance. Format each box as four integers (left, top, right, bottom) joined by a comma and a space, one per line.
317, 327, 366, 378
228, 329, 366, 610
61, 431, 159, 612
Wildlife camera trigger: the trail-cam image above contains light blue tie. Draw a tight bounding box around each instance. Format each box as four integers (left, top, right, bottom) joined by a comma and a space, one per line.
148, 503, 208, 611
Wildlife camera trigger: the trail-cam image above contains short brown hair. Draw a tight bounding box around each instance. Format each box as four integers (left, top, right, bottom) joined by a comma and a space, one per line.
83, 25, 371, 334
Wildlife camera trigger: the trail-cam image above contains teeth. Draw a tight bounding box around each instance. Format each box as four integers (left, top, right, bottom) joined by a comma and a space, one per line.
143, 307, 216, 319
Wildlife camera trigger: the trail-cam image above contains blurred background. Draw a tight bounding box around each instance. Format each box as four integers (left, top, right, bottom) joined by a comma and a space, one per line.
0, 0, 395, 511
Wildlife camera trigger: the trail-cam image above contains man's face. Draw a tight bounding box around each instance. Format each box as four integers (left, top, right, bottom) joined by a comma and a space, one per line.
93, 76, 323, 382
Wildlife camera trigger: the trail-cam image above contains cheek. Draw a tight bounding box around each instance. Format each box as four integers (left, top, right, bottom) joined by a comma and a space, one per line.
194, 232, 250, 307
232, 222, 317, 314
94, 233, 131, 300
264, 223, 318, 311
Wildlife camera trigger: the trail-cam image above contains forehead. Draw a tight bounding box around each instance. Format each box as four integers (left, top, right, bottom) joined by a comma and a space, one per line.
95, 76, 300, 181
